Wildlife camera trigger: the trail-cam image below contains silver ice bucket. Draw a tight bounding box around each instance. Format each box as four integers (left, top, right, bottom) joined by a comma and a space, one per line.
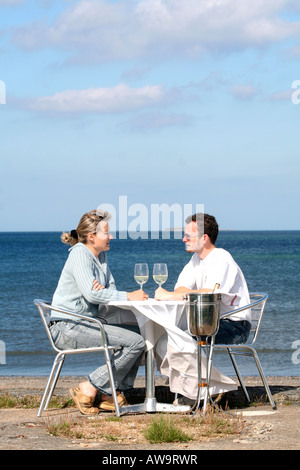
185, 293, 221, 337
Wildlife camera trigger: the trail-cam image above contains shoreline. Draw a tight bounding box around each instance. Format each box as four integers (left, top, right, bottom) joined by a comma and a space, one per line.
1, 375, 300, 407
1, 374, 299, 391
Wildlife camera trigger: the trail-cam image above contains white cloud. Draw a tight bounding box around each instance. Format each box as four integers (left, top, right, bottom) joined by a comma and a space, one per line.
27, 83, 164, 113
121, 66, 151, 82
11, 0, 300, 63
122, 111, 194, 131
230, 84, 260, 100
267, 89, 293, 102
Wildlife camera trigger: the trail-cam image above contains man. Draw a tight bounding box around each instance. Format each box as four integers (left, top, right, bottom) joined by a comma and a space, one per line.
155, 213, 251, 345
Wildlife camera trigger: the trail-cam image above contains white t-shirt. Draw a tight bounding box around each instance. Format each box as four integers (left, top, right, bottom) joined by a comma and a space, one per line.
175, 248, 251, 323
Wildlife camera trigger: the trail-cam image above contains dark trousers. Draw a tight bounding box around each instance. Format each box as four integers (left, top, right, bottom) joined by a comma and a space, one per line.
214, 319, 251, 345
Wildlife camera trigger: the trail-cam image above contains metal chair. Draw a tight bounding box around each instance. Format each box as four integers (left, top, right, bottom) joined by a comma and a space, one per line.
213, 292, 276, 409
34, 299, 122, 417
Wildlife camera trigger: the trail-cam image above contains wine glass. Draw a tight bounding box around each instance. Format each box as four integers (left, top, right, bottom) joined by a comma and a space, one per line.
153, 263, 168, 287
134, 263, 149, 290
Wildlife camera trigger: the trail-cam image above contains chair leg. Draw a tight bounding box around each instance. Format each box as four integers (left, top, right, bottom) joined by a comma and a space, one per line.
228, 347, 276, 410
44, 354, 65, 412
227, 348, 251, 403
249, 346, 277, 410
104, 348, 120, 417
37, 353, 65, 417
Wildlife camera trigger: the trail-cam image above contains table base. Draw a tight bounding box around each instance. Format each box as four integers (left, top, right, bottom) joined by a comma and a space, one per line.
120, 347, 191, 414
120, 397, 191, 414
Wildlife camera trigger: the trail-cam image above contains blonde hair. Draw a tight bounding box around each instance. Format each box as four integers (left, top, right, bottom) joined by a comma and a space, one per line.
61, 209, 110, 246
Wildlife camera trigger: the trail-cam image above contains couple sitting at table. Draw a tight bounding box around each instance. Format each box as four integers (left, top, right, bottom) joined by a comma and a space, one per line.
49, 209, 250, 415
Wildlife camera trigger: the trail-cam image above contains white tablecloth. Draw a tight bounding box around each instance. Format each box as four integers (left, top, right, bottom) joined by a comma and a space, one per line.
107, 299, 237, 400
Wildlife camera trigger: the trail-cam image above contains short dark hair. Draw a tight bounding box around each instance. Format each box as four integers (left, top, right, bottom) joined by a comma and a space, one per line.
185, 213, 219, 244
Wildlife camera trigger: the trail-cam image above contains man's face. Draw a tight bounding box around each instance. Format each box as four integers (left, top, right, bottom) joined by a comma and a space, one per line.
182, 221, 204, 253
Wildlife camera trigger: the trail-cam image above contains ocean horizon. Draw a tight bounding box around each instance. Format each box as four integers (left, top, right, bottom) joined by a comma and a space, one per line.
0, 230, 299, 378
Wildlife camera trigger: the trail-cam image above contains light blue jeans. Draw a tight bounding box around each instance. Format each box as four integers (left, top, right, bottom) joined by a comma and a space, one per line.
50, 319, 145, 396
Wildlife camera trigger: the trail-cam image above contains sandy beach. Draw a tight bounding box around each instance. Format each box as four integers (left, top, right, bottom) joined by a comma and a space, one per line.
0, 375, 299, 451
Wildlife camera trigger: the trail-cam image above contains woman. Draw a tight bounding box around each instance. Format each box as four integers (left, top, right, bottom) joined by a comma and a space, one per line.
50, 209, 148, 415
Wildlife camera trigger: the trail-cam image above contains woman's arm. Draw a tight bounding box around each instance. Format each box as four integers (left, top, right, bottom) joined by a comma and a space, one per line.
70, 248, 127, 303
93, 280, 105, 291
93, 279, 148, 300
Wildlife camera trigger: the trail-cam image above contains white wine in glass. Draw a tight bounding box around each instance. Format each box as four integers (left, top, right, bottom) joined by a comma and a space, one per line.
134, 263, 149, 290
153, 263, 168, 287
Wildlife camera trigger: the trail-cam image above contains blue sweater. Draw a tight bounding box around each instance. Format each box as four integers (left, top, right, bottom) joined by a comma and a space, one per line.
51, 243, 127, 321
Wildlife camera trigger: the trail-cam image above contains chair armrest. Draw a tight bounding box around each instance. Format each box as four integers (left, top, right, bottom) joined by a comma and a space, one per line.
50, 303, 106, 327
34, 299, 108, 345
219, 293, 268, 320
58, 310, 106, 328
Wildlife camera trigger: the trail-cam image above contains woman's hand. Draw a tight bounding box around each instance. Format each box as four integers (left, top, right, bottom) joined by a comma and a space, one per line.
92, 279, 105, 291
127, 289, 149, 301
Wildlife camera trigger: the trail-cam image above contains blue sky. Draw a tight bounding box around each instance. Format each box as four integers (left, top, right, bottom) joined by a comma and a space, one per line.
0, 0, 300, 231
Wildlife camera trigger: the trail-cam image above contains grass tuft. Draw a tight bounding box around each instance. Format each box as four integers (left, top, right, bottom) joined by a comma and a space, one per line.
144, 415, 191, 443
0, 393, 72, 409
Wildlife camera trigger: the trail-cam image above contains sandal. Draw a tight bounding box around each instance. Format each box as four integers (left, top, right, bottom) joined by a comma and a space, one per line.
70, 387, 99, 415
99, 393, 128, 411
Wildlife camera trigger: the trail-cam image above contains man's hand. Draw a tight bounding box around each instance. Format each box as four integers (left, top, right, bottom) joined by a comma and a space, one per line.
155, 287, 178, 301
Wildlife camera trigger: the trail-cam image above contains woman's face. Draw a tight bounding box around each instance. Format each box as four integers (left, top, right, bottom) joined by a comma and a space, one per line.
95, 221, 113, 253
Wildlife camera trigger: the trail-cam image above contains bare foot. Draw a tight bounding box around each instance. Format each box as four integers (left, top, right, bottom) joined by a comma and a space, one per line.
79, 381, 97, 398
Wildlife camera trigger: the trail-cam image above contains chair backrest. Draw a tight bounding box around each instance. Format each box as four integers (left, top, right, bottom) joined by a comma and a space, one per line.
34, 299, 60, 353
220, 293, 268, 345
34, 298, 111, 354
247, 293, 268, 345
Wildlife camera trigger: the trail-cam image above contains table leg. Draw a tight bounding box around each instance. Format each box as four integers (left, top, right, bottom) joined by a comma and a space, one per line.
120, 348, 191, 414
190, 335, 216, 416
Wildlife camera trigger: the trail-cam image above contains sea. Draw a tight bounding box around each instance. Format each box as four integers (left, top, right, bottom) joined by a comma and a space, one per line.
0, 231, 299, 378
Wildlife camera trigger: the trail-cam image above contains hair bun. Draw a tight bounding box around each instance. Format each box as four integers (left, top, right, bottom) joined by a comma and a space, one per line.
70, 229, 78, 240
61, 230, 78, 246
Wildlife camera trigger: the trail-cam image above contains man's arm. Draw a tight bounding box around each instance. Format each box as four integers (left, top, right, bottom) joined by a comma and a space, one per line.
155, 286, 213, 300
